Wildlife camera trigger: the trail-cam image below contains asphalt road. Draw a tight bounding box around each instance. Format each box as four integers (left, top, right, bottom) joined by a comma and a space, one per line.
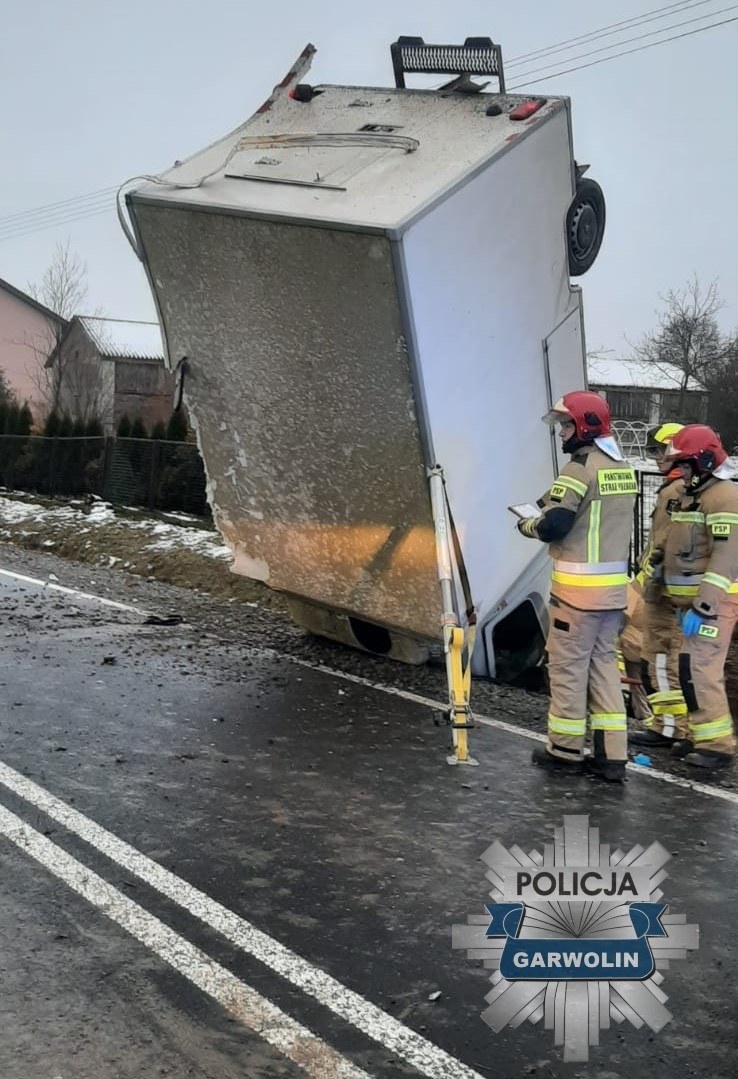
0, 554, 736, 1079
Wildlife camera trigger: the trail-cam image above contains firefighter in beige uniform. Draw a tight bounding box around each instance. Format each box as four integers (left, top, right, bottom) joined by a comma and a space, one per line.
619, 580, 652, 724
517, 391, 636, 783
660, 425, 738, 770
629, 422, 688, 747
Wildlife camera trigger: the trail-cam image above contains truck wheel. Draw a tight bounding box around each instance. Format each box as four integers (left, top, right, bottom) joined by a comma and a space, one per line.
566, 178, 606, 276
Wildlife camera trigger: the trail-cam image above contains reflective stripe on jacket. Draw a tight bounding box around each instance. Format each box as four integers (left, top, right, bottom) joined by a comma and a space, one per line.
663, 477, 738, 614
529, 446, 636, 610
637, 473, 684, 585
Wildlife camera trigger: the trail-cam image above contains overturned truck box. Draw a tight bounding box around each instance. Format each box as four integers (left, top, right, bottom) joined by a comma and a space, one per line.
123, 37, 605, 678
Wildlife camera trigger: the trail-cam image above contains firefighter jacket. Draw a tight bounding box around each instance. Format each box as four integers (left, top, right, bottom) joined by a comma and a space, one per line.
520, 446, 637, 611
637, 470, 684, 588
663, 477, 738, 615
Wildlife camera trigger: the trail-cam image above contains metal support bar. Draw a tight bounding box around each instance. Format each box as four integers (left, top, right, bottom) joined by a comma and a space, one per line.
428, 466, 478, 767
391, 36, 505, 92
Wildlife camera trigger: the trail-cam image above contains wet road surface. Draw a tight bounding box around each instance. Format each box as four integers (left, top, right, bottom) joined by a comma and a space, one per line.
0, 558, 737, 1078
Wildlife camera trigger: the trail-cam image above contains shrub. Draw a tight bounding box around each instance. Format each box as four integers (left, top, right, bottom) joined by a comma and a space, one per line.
130, 416, 148, 440
16, 403, 33, 436
166, 409, 188, 442
44, 411, 61, 437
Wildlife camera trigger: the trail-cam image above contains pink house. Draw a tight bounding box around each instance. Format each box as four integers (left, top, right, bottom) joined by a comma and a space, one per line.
0, 276, 66, 425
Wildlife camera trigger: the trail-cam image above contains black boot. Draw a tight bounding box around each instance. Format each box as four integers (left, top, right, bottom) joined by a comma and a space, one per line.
671, 739, 694, 759
585, 757, 626, 783
628, 729, 675, 748
683, 750, 733, 771
531, 747, 584, 774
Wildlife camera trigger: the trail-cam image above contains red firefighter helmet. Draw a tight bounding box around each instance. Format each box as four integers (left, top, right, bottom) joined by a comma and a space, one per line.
542, 391, 612, 441
663, 424, 727, 475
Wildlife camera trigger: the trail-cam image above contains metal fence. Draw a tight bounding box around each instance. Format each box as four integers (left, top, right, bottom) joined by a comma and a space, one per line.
0, 434, 209, 516
612, 419, 650, 461
632, 469, 738, 566
633, 469, 662, 562
0, 441, 710, 556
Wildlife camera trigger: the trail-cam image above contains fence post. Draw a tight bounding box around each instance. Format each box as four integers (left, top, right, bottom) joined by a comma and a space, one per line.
102, 437, 114, 501
48, 437, 58, 496
148, 440, 161, 510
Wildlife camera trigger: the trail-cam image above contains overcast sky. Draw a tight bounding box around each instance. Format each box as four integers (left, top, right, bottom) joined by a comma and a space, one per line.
2, 0, 737, 355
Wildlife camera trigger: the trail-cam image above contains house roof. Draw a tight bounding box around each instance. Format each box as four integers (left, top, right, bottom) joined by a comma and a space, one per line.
78, 316, 164, 361
0, 276, 66, 325
588, 356, 706, 392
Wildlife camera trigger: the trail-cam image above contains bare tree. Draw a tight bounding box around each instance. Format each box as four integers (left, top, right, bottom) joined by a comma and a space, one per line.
57, 345, 106, 425
0, 366, 16, 408
630, 276, 729, 415
25, 240, 90, 414
586, 345, 615, 363
705, 331, 738, 452
585, 345, 614, 384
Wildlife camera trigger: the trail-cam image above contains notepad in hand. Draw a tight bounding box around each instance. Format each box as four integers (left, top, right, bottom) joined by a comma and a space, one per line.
508, 503, 540, 520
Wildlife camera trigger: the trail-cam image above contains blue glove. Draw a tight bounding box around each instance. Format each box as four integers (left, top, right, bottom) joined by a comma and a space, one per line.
681, 609, 704, 636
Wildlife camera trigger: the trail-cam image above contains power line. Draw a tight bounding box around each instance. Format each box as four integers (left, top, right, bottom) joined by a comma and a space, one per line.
1, 4, 737, 243
0, 195, 116, 242
510, 2, 738, 82
508, 12, 738, 88
0, 205, 112, 244
0, 196, 115, 242
507, 0, 718, 64
0, 186, 117, 228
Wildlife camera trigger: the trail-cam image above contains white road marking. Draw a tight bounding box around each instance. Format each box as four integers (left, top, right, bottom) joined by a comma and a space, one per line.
0, 563, 735, 1071
279, 654, 738, 808
1, 556, 735, 808
0, 567, 147, 617
0, 761, 486, 1079
0, 802, 370, 1079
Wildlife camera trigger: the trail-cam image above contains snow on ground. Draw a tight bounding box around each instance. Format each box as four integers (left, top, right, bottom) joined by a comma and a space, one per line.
0, 493, 232, 562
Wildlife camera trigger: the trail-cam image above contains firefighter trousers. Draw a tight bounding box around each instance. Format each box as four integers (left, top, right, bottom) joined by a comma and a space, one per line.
545, 597, 627, 763
640, 592, 688, 738
678, 597, 738, 757
620, 581, 652, 723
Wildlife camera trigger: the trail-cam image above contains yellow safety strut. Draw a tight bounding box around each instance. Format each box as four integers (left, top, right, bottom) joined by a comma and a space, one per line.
428, 466, 478, 766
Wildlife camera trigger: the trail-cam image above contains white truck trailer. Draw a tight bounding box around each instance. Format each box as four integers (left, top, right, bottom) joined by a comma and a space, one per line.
121, 37, 606, 679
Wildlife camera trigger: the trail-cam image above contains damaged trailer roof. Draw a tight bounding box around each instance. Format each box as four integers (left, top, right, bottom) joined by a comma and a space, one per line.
131, 85, 568, 234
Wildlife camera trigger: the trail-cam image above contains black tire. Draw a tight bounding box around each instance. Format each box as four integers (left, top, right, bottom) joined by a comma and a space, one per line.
566, 177, 606, 276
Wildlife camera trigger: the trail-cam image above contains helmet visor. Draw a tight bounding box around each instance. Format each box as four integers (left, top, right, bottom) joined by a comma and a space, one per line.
647, 422, 683, 457
646, 439, 669, 459
541, 398, 573, 426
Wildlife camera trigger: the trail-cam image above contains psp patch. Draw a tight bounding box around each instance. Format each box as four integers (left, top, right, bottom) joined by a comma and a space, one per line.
697, 624, 719, 639
597, 468, 638, 496
550, 483, 567, 502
